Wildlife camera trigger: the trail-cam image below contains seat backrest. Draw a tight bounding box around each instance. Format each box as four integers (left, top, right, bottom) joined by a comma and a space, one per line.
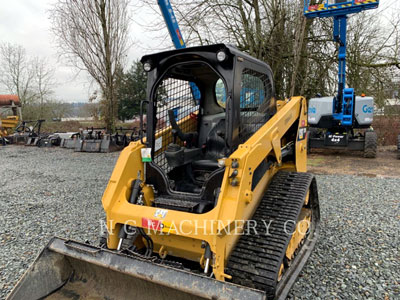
204, 118, 226, 160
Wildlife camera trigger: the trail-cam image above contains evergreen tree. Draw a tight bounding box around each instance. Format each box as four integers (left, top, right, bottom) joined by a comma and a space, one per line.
117, 60, 147, 121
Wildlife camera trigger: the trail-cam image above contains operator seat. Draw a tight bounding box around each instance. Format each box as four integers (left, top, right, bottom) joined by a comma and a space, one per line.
192, 118, 226, 171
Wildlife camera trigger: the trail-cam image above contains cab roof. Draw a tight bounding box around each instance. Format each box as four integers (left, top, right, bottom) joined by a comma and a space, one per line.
140, 43, 271, 71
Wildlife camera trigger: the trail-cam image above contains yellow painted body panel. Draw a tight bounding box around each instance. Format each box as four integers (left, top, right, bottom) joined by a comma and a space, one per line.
286, 208, 311, 260
102, 96, 308, 280
0, 116, 19, 137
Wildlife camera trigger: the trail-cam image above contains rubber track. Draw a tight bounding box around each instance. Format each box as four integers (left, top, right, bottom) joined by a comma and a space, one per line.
226, 171, 313, 300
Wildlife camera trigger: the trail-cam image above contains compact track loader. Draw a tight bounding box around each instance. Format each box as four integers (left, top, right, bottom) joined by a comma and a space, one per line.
8, 44, 320, 300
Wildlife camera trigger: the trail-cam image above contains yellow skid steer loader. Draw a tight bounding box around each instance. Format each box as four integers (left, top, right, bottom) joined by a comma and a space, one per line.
8, 44, 320, 300
0, 95, 21, 145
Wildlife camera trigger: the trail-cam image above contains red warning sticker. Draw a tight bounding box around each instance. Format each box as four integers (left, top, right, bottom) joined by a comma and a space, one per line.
141, 218, 162, 231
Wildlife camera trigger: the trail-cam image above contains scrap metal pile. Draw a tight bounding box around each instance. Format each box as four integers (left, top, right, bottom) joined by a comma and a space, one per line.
5, 123, 138, 153
1, 94, 139, 152
60, 127, 139, 153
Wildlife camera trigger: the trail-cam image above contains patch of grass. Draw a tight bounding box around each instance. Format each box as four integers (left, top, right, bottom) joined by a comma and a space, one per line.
41, 121, 83, 133
307, 157, 325, 167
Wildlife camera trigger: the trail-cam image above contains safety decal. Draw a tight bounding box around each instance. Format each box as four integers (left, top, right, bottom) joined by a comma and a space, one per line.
298, 127, 307, 141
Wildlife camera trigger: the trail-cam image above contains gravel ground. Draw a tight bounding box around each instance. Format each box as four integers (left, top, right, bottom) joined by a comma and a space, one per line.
1, 146, 399, 299
0, 146, 119, 298
288, 175, 400, 300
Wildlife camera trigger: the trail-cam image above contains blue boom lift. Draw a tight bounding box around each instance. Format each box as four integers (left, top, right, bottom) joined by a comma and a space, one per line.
305, 0, 379, 158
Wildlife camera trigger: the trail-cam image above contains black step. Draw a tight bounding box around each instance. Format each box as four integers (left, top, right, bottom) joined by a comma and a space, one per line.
154, 196, 199, 212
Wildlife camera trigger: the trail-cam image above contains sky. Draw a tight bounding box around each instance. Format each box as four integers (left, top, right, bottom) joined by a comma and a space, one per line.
0, 1, 398, 103
0, 1, 169, 103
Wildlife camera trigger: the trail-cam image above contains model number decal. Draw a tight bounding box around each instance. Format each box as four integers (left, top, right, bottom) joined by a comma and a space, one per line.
328, 134, 344, 144
154, 208, 168, 219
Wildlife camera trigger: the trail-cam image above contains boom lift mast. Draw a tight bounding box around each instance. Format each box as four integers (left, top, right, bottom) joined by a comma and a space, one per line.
305, 0, 380, 157
158, 0, 186, 49
158, 0, 201, 101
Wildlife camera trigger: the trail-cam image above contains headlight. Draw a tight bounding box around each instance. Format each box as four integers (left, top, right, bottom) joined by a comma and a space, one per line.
216, 50, 227, 62
143, 62, 152, 72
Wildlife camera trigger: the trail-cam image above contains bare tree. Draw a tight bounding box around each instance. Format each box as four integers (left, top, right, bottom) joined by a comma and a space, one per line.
49, 0, 131, 131
0, 43, 36, 106
144, 0, 331, 99
47, 100, 73, 120
145, 0, 399, 103
82, 102, 102, 121
345, 11, 400, 107
33, 56, 56, 119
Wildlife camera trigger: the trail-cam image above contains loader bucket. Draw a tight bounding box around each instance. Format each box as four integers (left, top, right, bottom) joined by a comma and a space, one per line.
7, 237, 266, 300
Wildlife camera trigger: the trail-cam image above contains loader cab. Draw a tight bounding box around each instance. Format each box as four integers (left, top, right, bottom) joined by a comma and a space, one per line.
141, 44, 275, 213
